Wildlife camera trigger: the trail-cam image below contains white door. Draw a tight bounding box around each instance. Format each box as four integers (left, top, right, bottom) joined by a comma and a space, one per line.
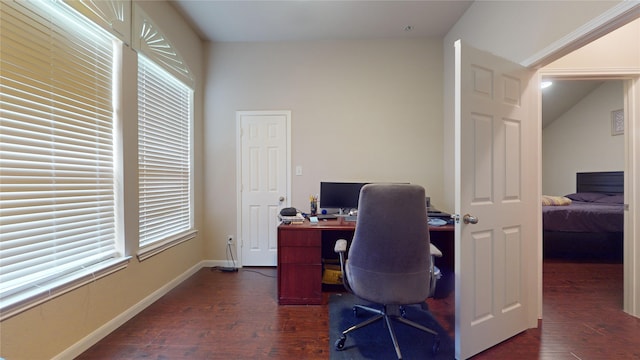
238, 111, 290, 266
454, 40, 539, 359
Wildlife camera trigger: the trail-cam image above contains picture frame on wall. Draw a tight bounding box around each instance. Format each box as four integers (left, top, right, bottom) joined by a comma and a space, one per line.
611, 109, 624, 136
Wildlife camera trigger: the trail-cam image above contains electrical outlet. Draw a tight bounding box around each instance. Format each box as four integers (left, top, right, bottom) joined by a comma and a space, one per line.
227, 235, 233, 244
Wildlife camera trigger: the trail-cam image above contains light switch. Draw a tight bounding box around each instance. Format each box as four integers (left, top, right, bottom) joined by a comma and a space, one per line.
295, 166, 303, 176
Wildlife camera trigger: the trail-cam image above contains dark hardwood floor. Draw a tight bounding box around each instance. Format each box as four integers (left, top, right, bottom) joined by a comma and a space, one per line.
78, 260, 640, 359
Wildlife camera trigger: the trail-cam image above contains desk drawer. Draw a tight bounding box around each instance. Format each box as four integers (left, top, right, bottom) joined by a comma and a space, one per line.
278, 263, 322, 304
278, 229, 320, 247
279, 245, 321, 264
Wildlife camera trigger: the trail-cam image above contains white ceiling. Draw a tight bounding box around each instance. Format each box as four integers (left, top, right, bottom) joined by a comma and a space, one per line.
170, 0, 474, 42
170, 0, 601, 127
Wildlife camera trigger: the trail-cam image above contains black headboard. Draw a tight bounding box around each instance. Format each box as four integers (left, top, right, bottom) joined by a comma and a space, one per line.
576, 171, 624, 194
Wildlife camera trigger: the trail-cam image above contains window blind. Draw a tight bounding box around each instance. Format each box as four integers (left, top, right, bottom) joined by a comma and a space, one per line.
137, 55, 193, 249
0, 0, 121, 315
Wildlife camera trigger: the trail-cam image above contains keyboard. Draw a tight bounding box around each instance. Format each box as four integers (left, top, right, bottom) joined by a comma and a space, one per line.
316, 214, 337, 220
344, 216, 357, 222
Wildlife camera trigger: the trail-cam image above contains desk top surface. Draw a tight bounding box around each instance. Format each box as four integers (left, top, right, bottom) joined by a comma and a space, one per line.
278, 218, 454, 232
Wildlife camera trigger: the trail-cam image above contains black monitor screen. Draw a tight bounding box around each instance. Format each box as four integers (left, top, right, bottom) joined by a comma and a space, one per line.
319, 182, 367, 210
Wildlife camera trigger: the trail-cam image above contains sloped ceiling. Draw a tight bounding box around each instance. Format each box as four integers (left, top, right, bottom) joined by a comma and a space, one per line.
542, 80, 603, 128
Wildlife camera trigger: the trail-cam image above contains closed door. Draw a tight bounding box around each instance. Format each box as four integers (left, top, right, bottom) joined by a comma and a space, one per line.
238, 111, 290, 266
454, 40, 539, 359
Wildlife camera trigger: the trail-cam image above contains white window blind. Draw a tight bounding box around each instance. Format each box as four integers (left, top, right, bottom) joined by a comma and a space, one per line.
137, 55, 193, 251
0, 0, 123, 317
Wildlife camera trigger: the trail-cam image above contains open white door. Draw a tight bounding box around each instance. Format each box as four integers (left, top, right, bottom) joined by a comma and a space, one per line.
454, 40, 539, 359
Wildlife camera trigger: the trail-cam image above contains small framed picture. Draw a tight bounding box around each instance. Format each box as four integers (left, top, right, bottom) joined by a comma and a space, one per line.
611, 109, 624, 136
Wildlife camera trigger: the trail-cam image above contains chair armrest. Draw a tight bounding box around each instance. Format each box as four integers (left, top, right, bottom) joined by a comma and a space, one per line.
430, 243, 442, 257
333, 239, 353, 293
334, 239, 348, 253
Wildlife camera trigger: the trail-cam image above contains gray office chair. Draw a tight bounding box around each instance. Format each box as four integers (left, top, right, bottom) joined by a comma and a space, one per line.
334, 183, 440, 359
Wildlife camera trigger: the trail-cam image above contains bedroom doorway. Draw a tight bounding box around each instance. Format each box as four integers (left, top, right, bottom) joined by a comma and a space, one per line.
541, 79, 625, 261
541, 74, 638, 316
535, 12, 640, 319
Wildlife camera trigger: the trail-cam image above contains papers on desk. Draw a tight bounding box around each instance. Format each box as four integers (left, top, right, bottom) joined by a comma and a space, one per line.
279, 213, 305, 224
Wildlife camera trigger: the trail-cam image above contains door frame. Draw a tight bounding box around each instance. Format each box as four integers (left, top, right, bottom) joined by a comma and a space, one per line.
235, 110, 292, 267
537, 71, 640, 317
521, 1, 640, 319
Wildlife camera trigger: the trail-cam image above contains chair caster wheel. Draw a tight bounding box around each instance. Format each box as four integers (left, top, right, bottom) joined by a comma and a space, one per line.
335, 335, 346, 351
432, 337, 440, 354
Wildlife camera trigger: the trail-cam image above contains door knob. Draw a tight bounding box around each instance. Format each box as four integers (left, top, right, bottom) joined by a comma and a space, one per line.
279, 196, 285, 202
463, 214, 478, 224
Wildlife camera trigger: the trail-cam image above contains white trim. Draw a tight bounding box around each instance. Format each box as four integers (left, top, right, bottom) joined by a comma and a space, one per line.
52, 260, 204, 360
535, 71, 544, 320
523, 2, 640, 68
624, 77, 640, 317
236, 113, 242, 266
542, 68, 640, 79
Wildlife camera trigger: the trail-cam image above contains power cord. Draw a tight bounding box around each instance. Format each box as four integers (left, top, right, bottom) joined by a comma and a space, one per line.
211, 241, 238, 272
209, 239, 277, 278
241, 269, 276, 278
225, 241, 237, 269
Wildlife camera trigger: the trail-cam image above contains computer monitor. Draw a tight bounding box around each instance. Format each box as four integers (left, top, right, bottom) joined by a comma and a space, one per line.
319, 182, 367, 212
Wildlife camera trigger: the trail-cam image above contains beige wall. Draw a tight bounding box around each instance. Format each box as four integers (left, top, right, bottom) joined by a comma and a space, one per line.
542, 81, 624, 195
544, 19, 640, 72
0, 1, 205, 359
203, 39, 444, 261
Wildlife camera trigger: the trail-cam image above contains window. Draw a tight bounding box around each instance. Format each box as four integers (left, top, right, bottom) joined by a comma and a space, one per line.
0, 0, 126, 318
137, 55, 194, 259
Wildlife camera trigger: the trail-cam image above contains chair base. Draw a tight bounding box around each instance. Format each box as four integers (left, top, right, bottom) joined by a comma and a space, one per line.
334, 304, 440, 360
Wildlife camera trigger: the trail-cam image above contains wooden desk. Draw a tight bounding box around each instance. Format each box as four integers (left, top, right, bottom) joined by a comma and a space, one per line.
277, 218, 454, 305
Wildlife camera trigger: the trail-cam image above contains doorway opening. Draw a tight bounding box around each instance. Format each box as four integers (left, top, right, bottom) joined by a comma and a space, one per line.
540, 78, 626, 328
541, 79, 624, 263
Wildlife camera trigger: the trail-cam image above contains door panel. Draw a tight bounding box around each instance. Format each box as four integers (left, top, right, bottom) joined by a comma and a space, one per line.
239, 111, 289, 266
455, 40, 539, 359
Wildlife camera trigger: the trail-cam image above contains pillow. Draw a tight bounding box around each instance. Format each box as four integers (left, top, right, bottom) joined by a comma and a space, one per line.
594, 194, 624, 204
541, 195, 572, 206
565, 192, 608, 202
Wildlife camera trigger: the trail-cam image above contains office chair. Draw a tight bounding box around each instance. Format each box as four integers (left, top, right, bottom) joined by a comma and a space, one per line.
334, 183, 440, 359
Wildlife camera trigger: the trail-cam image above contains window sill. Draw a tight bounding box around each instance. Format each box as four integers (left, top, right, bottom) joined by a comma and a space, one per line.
0, 257, 131, 321
137, 229, 198, 262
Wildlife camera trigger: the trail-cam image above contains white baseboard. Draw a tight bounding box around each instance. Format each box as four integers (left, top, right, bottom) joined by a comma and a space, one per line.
54, 261, 206, 360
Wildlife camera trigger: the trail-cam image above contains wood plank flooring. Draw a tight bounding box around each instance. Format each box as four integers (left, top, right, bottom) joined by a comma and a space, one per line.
78, 261, 640, 359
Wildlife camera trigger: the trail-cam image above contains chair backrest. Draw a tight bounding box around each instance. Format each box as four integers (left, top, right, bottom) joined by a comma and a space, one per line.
346, 183, 431, 304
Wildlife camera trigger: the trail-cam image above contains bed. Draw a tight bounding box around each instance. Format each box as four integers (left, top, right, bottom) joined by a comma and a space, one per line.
543, 171, 624, 262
